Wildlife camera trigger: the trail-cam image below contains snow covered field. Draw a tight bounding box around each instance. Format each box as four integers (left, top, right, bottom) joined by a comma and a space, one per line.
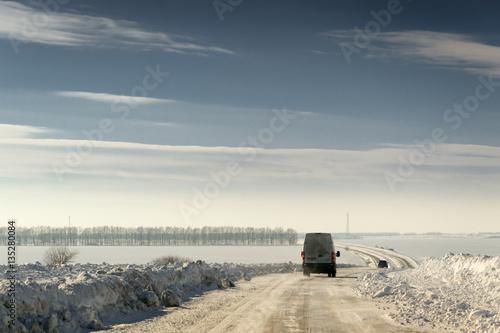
0, 261, 300, 332
356, 253, 500, 333
2, 247, 499, 332
0, 244, 362, 265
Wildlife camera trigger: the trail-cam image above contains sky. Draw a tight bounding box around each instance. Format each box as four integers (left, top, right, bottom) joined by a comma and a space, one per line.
1, 0, 499, 233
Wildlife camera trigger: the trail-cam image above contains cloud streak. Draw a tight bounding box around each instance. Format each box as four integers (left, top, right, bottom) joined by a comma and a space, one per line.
327, 29, 500, 75
0, 123, 52, 139
2, 136, 500, 189
53, 91, 176, 105
0, 1, 234, 56
372, 31, 500, 75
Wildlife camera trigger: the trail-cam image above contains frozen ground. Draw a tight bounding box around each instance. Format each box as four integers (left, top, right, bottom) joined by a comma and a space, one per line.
1, 244, 363, 265
101, 268, 427, 333
356, 253, 500, 333
0, 261, 301, 332
2, 247, 499, 332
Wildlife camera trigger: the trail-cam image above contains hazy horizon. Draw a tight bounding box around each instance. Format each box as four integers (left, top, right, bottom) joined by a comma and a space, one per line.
1, 0, 499, 233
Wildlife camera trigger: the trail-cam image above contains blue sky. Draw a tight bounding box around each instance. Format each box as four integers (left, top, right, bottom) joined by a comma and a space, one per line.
1, 0, 499, 232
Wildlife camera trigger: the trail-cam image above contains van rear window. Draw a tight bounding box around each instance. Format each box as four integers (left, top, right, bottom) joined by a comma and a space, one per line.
304, 234, 331, 254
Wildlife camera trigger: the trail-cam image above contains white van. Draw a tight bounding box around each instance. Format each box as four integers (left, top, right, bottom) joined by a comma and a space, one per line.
301, 233, 340, 277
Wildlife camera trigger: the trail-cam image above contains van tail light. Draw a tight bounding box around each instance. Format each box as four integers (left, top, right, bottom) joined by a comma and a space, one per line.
301, 251, 305, 264
331, 252, 335, 262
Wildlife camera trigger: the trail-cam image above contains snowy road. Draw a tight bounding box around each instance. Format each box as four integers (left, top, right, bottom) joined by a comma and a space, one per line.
98, 267, 433, 333
336, 243, 420, 269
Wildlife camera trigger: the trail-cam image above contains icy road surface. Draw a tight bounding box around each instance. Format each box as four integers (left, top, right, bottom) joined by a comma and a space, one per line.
98, 267, 433, 333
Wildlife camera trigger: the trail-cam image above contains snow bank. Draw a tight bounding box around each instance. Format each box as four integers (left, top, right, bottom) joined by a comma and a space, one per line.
0, 261, 300, 332
356, 253, 500, 333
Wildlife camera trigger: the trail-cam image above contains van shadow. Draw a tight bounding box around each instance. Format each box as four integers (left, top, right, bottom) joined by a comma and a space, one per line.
304, 275, 357, 279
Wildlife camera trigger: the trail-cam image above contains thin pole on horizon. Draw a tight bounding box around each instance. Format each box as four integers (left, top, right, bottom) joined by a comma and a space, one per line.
346, 212, 350, 239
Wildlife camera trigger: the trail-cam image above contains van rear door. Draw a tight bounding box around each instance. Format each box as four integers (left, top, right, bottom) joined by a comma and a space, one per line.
304, 233, 332, 264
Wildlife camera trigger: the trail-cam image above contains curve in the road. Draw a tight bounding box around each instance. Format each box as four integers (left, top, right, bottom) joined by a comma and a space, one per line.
336, 243, 419, 269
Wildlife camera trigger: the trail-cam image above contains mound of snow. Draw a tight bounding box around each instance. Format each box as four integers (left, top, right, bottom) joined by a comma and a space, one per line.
356, 253, 500, 333
0, 261, 300, 332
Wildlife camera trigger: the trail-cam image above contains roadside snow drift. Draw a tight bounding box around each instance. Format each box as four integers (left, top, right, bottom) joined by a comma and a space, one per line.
356, 253, 500, 333
0, 261, 299, 332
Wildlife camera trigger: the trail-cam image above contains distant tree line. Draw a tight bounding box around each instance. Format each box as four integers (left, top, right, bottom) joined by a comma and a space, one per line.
0, 226, 298, 246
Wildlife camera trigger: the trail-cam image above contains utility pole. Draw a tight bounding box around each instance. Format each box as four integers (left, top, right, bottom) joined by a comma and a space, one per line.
346, 212, 350, 239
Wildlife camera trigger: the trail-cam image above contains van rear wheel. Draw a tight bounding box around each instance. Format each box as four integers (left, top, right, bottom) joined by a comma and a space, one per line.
327, 272, 332, 277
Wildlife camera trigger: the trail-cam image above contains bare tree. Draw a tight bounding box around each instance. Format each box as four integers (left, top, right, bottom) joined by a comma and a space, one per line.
2, 226, 298, 246
152, 255, 191, 266
43, 245, 79, 265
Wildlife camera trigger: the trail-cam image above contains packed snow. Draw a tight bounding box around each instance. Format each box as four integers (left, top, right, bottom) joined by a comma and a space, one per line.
3, 249, 500, 333
356, 253, 500, 333
0, 260, 300, 332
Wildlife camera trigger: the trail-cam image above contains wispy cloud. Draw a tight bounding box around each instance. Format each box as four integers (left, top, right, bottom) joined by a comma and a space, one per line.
2, 136, 500, 189
53, 91, 176, 105
326, 29, 500, 75
0, 123, 52, 139
373, 31, 500, 75
0, 1, 234, 55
